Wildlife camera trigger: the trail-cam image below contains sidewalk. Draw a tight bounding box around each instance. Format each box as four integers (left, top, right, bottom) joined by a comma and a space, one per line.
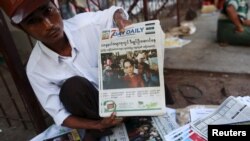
164, 12, 250, 74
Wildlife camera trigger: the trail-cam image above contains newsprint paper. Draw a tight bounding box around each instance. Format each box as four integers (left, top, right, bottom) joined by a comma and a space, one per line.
98, 20, 166, 117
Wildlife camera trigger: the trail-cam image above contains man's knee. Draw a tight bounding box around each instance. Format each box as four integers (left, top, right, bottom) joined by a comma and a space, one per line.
60, 76, 95, 94
59, 76, 99, 117
62, 76, 89, 87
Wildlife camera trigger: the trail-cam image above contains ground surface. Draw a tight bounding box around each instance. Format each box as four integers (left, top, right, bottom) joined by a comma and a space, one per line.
165, 69, 250, 109
1, 68, 250, 141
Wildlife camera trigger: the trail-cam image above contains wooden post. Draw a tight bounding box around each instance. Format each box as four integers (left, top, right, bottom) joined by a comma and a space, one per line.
143, 0, 149, 21
0, 11, 47, 133
176, 0, 180, 26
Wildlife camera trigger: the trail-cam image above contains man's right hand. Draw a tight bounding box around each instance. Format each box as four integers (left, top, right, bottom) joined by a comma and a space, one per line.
98, 112, 123, 130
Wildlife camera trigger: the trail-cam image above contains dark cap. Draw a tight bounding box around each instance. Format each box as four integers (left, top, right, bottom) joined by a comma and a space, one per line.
0, 0, 50, 24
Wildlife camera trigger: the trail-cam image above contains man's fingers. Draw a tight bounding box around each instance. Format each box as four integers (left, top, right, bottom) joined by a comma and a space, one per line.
110, 112, 116, 119
117, 19, 132, 33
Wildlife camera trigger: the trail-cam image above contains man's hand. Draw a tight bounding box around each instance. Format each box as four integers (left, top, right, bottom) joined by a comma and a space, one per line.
113, 9, 132, 32
243, 20, 250, 27
235, 25, 244, 33
98, 112, 123, 130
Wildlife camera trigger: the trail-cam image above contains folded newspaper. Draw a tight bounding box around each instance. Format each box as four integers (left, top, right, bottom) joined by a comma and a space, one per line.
98, 20, 166, 117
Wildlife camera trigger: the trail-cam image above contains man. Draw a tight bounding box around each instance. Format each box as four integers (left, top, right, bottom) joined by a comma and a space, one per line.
217, 0, 250, 46
0, 0, 131, 140
222, 0, 249, 32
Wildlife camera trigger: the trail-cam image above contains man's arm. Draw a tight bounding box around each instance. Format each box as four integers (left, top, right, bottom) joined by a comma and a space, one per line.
226, 5, 244, 32
62, 112, 123, 130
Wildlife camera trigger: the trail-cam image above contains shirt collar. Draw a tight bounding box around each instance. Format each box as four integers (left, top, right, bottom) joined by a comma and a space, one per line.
38, 25, 78, 63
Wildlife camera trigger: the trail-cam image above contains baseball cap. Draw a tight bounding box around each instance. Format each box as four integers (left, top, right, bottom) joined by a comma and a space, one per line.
0, 0, 50, 24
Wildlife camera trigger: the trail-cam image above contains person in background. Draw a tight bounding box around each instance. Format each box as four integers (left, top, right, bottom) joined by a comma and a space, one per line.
217, 0, 250, 46
137, 62, 151, 86
215, 0, 225, 10
0, 0, 131, 140
58, 0, 76, 19
222, 0, 249, 32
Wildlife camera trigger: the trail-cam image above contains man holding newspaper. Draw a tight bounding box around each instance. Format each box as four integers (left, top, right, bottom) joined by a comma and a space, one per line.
0, 0, 131, 140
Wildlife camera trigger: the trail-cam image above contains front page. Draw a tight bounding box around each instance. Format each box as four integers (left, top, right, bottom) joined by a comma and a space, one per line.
98, 20, 166, 117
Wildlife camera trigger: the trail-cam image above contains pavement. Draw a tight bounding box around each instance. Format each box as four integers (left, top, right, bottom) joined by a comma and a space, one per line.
164, 12, 250, 74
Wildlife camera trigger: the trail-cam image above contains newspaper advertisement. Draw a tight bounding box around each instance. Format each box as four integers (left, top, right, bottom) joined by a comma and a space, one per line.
191, 96, 250, 139
98, 20, 166, 117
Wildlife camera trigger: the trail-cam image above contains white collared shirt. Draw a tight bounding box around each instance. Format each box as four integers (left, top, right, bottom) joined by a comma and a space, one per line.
26, 6, 127, 125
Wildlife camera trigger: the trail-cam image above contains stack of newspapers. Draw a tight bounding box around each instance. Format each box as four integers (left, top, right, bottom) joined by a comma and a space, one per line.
103, 96, 250, 141
98, 20, 166, 117
190, 96, 250, 140
164, 96, 250, 141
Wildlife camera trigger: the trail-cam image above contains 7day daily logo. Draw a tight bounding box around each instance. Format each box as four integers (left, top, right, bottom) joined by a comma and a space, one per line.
111, 27, 144, 38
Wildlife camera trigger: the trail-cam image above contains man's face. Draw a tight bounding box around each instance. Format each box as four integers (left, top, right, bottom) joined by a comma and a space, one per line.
19, 1, 64, 45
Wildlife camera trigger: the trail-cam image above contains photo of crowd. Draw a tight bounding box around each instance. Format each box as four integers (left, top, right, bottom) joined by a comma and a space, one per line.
124, 117, 163, 141
101, 49, 160, 90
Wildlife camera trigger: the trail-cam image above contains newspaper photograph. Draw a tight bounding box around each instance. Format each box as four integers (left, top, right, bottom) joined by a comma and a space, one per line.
98, 20, 166, 117
105, 115, 179, 141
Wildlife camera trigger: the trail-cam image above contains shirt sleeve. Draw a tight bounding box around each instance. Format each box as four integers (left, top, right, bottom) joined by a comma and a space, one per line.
72, 6, 128, 29
227, 0, 239, 10
26, 72, 71, 125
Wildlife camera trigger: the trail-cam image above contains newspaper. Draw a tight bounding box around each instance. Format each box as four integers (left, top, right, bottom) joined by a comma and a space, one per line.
98, 20, 166, 117
30, 124, 84, 141
31, 109, 179, 141
189, 108, 216, 122
191, 96, 250, 139
104, 124, 129, 141
164, 37, 191, 48
105, 108, 179, 141
43, 129, 81, 141
164, 123, 207, 141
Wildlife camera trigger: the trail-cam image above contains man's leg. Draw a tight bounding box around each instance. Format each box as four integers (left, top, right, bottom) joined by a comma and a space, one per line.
59, 76, 100, 119
217, 19, 250, 46
59, 76, 113, 140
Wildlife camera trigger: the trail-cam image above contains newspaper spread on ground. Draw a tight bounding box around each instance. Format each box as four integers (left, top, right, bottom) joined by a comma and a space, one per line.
191, 96, 250, 139
30, 124, 84, 141
105, 108, 179, 141
164, 123, 207, 141
164, 37, 191, 48
98, 20, 166, 117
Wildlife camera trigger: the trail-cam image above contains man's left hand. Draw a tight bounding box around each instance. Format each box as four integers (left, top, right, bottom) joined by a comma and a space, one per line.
113, 9, 132, 32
